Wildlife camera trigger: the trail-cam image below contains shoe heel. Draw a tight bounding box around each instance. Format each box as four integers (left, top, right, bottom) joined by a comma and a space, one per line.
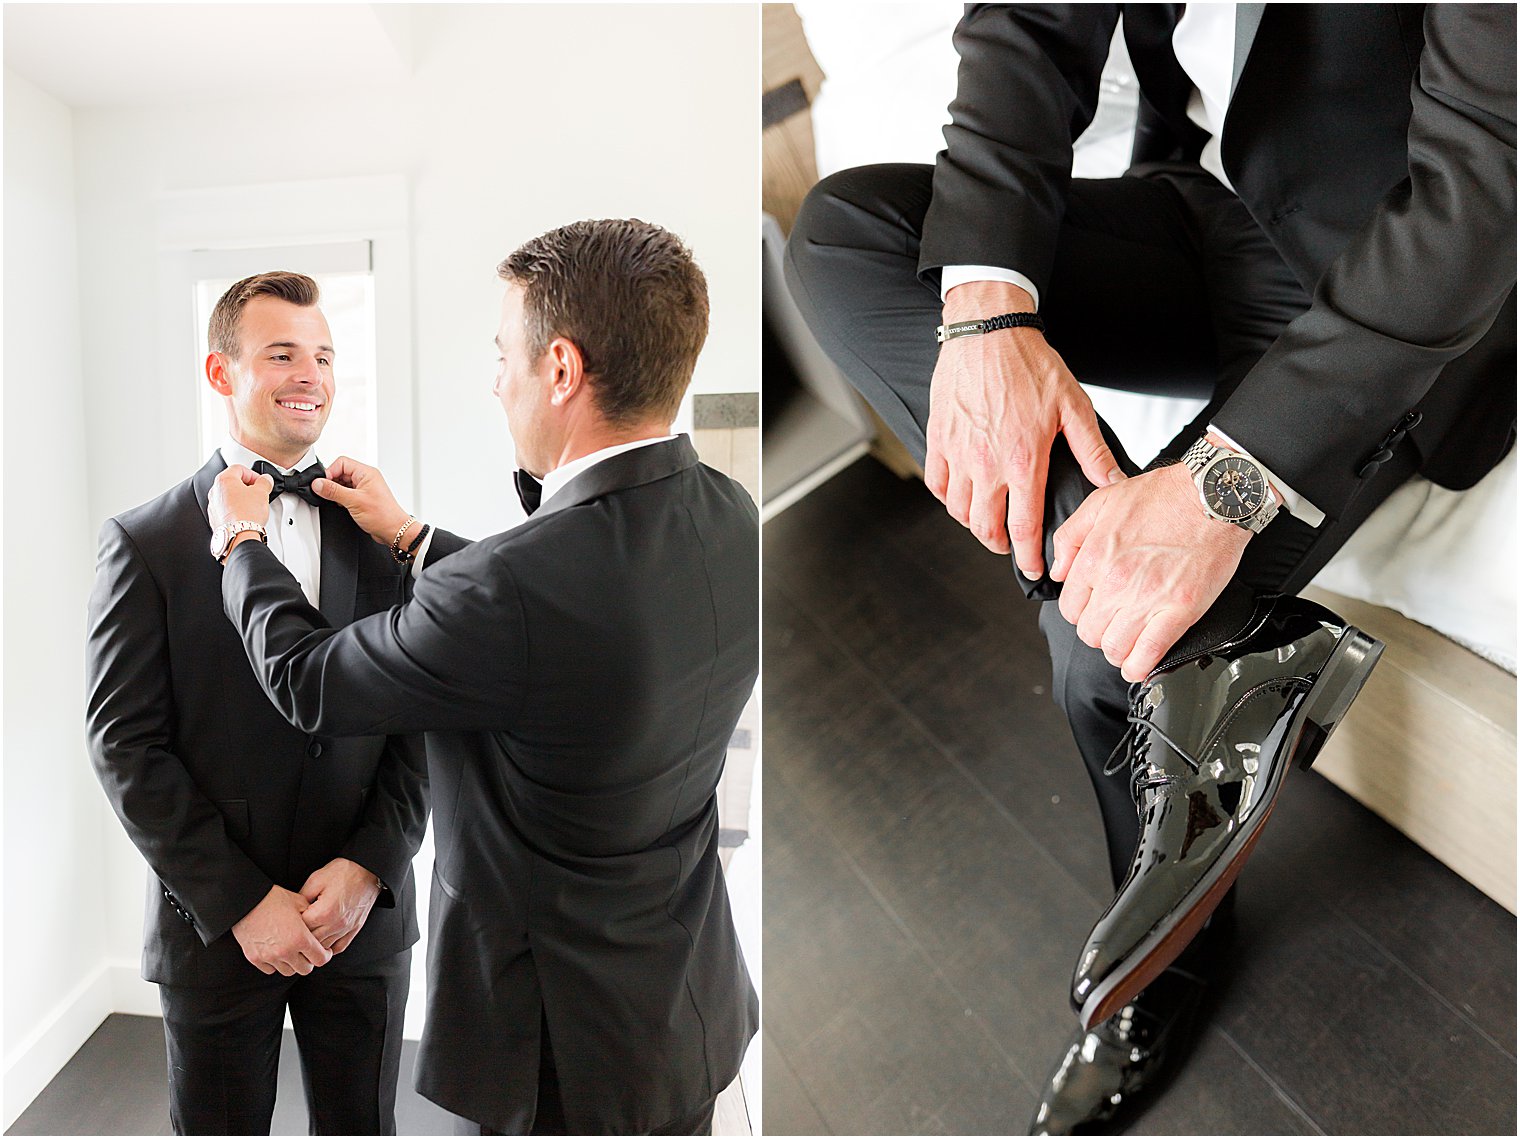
1295, 627, 1384, 770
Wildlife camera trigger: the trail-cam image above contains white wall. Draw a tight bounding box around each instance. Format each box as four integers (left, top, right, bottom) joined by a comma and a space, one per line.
2, 68, 115, 1128
46, 0, 758, 1066
75, 2, 760, 539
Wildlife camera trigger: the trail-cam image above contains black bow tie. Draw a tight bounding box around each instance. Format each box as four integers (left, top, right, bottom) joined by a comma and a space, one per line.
252, 460, 326, 507
514, 469, 543, 516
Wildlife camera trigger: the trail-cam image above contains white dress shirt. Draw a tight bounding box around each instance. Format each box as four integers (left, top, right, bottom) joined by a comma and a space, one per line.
940, 4, 1324, 525
220, 436, 323, 607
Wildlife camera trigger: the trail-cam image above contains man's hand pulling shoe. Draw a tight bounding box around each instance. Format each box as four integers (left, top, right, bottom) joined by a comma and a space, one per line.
926, 281, 1125, 568
1050, 462, 1253, 681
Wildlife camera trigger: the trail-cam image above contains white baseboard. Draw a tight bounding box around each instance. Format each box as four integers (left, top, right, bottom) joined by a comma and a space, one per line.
109, 963, 161, 1017
2, 964, 113, 1130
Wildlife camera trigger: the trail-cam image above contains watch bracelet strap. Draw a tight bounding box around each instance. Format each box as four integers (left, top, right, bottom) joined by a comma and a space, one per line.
218, 521, 268, 563
936, 311, 1046, 343
1181, 436, 1219, 474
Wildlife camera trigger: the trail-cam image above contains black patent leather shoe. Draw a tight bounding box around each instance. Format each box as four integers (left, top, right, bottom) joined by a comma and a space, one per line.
1033, 895, 1234, 1135
1070, 593, 1382, 1030
1030, 964, 1210, 1135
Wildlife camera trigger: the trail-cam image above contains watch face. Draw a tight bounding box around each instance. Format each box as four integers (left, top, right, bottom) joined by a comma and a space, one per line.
1201, 457, 1266, 521
210, 526, 227, 558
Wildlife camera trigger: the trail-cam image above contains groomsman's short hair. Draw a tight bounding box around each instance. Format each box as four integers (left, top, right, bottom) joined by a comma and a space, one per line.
208, 271, 321, 357
498, 219, 709, 426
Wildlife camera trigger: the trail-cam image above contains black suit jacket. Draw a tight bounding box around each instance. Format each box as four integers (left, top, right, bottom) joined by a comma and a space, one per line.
86, 453, 429, 987
221, 437, 759, 1133
922, 3, 1516, 522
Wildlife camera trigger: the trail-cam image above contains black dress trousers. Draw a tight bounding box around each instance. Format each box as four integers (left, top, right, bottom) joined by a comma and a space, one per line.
158, 948, 410, 1135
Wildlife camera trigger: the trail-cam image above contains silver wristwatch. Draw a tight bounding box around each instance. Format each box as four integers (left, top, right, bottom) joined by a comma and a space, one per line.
1181, 437, 1280, 533
210, 520, 269, 562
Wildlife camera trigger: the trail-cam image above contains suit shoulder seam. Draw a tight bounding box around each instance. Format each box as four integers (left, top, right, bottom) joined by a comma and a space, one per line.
105, 515, 171, 604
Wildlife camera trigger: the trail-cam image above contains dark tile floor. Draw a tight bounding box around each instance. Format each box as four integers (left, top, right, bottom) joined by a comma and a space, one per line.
5, 1013, 456, 1135
763, 457, 1517, 1136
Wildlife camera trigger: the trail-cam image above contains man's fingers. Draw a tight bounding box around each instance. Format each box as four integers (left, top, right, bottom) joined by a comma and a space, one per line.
924, 449, 950, 504
331, 931, 358, 954
942, 474, 974, 532
1005, 452, 1049, 579
967, 482, 1012, 555
1050, 491, 1101, 583
1062, 399, 1124, 488
1075, 591, 1115, 652
311, 477, 353, 505
1100, 609, 1148, 670
327, 455, 376, 489
1057, 576, 1093, 629
1124, 611, 1191, 682
231, 465, 270, 491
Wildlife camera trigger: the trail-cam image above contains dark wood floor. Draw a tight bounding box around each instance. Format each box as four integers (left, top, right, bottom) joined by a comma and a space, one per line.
6, 1013, 456, 1135
763, 457, 1518, 1136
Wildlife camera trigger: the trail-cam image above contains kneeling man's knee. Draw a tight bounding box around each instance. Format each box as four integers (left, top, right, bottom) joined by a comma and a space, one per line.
786, 164, 926, 296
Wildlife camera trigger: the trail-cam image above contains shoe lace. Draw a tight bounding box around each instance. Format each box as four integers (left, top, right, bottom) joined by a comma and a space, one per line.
1105, 671, 1316, 803
1102, 684, 1203, 802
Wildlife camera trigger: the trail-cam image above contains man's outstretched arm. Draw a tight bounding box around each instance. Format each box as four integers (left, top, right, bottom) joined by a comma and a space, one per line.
213, 465, 525, 738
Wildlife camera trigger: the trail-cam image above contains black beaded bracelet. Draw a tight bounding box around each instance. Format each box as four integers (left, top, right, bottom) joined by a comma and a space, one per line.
935, 311, 1046, 343
405, 523, 431, 557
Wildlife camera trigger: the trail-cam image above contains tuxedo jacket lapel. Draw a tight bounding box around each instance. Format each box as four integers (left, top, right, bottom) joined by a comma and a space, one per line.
190, 452, 228, 525
534, 437, 699, 520
1231, 3, 1268, 98
317, 499, 360, 627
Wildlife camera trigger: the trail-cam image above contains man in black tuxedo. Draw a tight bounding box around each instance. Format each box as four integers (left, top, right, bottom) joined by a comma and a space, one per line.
86, 273, 430, 1134
208, 220, 758, 1135
786, 3, 1514, 1131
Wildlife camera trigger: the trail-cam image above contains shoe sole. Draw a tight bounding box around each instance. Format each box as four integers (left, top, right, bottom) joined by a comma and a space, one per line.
1078, 625, 1384, 1030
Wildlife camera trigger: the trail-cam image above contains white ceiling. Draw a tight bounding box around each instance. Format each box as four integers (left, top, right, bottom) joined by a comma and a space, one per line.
3, 3, 416, 109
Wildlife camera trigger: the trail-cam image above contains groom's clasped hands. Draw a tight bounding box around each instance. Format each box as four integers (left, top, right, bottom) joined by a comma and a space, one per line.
229, 857, 382, 976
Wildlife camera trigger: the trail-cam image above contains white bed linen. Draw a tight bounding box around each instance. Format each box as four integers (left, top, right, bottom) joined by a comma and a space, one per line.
796, 2, 1517, 669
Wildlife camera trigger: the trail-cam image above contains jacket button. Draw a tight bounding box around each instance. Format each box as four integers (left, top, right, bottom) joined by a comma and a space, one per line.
307, 741, 323, 758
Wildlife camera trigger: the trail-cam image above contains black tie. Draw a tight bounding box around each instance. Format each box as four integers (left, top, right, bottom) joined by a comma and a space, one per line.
514, 469, 543, 516
252, 460, 326, 507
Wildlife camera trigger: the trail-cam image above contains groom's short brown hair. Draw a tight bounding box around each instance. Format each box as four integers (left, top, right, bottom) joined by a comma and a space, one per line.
498, 219, 709, 426
208, 271, 321, 358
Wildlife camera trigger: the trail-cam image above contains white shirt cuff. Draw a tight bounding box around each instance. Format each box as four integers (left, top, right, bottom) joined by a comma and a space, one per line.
1207, 423, 1326, 528
940, 265, 1041, 311
409, 527, 435, 578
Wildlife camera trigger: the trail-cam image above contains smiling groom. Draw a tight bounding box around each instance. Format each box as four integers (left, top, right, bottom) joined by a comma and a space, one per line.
86, 271, 429, 1135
